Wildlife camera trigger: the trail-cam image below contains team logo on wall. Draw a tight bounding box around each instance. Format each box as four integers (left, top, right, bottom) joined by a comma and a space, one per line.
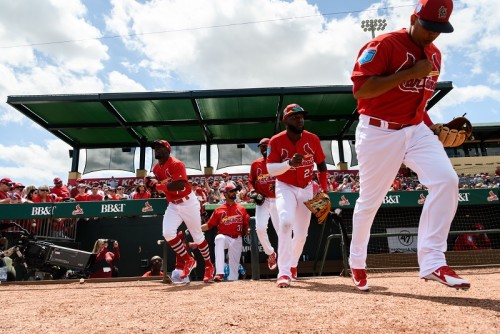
487, 191, 499, 202
72, 205, 84, 215
142, 201, 154, 212
338, 195, 350, 206
417, 193, 426, 205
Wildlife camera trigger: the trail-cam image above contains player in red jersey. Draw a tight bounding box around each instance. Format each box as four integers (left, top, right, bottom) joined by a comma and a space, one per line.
248, 138, 279, 271
150, 140, 214, 283
266, 104, 328, 288
202, 181, 250, 281
349, 0, 469, 291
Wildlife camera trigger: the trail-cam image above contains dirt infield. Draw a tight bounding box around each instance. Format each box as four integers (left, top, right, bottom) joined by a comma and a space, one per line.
1, 268, 498, 333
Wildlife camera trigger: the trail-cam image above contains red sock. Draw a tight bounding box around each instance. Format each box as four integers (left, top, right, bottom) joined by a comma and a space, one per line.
197, 239, 212, 265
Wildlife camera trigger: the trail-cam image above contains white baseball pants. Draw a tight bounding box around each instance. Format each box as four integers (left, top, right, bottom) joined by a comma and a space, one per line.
162, 192, 205, 244
275, 180, 313, 279
214, 234, 243, 281
255, 197, 280, 256
349, 115, 459, 277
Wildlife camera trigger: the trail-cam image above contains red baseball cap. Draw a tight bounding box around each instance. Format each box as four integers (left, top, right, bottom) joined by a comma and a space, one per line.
53, 177, 63, 184
152, 140, 171, 152
13, 183, 25, 189
258, 138, 270, 147
282, 104, 306, 121
220, 181, 238, 193
414, 0, 453, 33
222, 172, 229, 177
1, 177, 13, 184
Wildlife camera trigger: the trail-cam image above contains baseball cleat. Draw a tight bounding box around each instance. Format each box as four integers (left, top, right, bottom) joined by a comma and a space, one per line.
203, 263, 215, 283
351, 268, 369, 291
267, 252, 277, 270
277, 275, 291, 288
423, 266, 470, 290
290, 267, 297, 280
180, 256, 196, 279
213, 274, 224, 282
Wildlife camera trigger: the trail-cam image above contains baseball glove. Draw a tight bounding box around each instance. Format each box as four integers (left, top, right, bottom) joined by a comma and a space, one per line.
304, 191, 331, 224
248, 190, 265, 206
433, 117, 472, 148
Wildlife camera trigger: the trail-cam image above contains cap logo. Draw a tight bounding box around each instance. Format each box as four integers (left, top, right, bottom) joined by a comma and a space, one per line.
438, 6, 447, 19
415, 3, 423, 14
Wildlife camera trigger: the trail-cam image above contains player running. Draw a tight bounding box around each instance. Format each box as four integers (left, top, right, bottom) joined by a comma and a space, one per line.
148, 140, 215, 283
266, 104, 328, 288
349, 0, 469, 291
248, 138, 279, 271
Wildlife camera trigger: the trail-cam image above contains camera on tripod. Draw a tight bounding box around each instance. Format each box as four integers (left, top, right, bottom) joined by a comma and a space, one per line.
1, 222, 96, 279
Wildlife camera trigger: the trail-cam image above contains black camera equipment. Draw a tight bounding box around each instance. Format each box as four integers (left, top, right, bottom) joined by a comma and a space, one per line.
0, 222, 96, 279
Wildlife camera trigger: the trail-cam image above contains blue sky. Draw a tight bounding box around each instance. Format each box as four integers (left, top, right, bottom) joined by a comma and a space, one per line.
0, 0, 498, 187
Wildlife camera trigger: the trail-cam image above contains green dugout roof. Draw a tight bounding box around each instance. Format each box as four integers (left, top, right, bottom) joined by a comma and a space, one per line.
6, 83, 453, 149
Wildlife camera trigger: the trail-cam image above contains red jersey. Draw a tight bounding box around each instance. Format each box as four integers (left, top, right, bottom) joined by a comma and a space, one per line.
87, 194, 103, 202
249, 157, 276, 198
267, 130, 326, 188
50, 185, 70, 199
133, 191, 151, 200
32, 195, 55, 203
152, 156, 192, 203
74, 193, 89, 202
351, 29, 440, 125
206, 202, 250, 238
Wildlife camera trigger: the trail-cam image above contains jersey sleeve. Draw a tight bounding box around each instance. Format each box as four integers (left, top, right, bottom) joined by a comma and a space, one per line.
170, 160, 188, 182
351, 40, 389, 94
206, 208, 221, 230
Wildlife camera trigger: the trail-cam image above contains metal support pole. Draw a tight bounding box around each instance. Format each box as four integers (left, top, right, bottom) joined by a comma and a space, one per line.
249, 217, 260, 280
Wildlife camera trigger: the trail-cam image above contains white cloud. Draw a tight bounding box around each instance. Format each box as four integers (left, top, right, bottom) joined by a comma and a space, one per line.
0, 139, 72, 187
106, 71, 146, 92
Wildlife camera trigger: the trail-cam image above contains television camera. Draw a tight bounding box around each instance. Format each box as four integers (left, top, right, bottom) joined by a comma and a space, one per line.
0, 222, 96, 280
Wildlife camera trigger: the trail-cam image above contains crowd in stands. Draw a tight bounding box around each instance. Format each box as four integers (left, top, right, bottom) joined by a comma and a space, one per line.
1, 168, 499, 206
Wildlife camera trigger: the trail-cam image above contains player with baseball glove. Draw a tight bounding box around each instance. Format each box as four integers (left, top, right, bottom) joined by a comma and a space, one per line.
432, 116, 472, 147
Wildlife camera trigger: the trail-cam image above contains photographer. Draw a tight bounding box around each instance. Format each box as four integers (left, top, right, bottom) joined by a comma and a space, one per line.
89, 239, 120, 278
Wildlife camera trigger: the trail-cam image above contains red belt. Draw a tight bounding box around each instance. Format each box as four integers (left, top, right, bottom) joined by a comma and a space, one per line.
369, 117, 412, 130
171, 195, 190, 204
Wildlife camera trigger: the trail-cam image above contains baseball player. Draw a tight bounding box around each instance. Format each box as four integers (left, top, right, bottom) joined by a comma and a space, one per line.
248, 138, 279, 271
201, 181, 250, 281
266, 104, 328, 288
349, 0, 469, 291
149, 140, 214, 283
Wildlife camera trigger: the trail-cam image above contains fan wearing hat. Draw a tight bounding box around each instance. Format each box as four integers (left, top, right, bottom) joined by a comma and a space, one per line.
349, 0, 469, 291
50, 177, 70, 201
150, 139, 215, 283
201, 181, 250, 281
0, 178, 14, 204
248, 138, 280, 271
266, 104, 328, 288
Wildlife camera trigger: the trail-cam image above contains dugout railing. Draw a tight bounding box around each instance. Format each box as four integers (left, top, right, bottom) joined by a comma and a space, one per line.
316, 188, 500, 277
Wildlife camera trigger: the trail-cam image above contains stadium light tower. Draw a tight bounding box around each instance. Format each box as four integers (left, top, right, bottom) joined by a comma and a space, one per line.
361, 19, 387, 38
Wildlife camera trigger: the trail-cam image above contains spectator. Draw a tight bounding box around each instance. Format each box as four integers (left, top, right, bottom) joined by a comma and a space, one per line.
337, 176, 352, 192
207, 181, 221, 204
105, 187, 119, 200
219, 172, 231, 189
32, 185, 56, 203
453, 224, 492, 251
109, 176, 118, 188
142, 255, 164, 277
70, 178, 83, 198
87, 183, 104, 202
201, 181, 250, 281
133, 184, 151, 200
24, 186, 38, 202
89, 239, 120, 278
115, 186, 130, 200
0, 178, 13, 204
74, 184, 89, 202
328, 175, 339, 192
11, 183, 31, 203
50, 177, 70, 201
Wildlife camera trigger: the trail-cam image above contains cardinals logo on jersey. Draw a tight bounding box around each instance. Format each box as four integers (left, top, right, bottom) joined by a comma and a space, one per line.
256, 167, 275, 183
220, 212, 241, 226
398, 52, 439, 93
417, 193, 426, 205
